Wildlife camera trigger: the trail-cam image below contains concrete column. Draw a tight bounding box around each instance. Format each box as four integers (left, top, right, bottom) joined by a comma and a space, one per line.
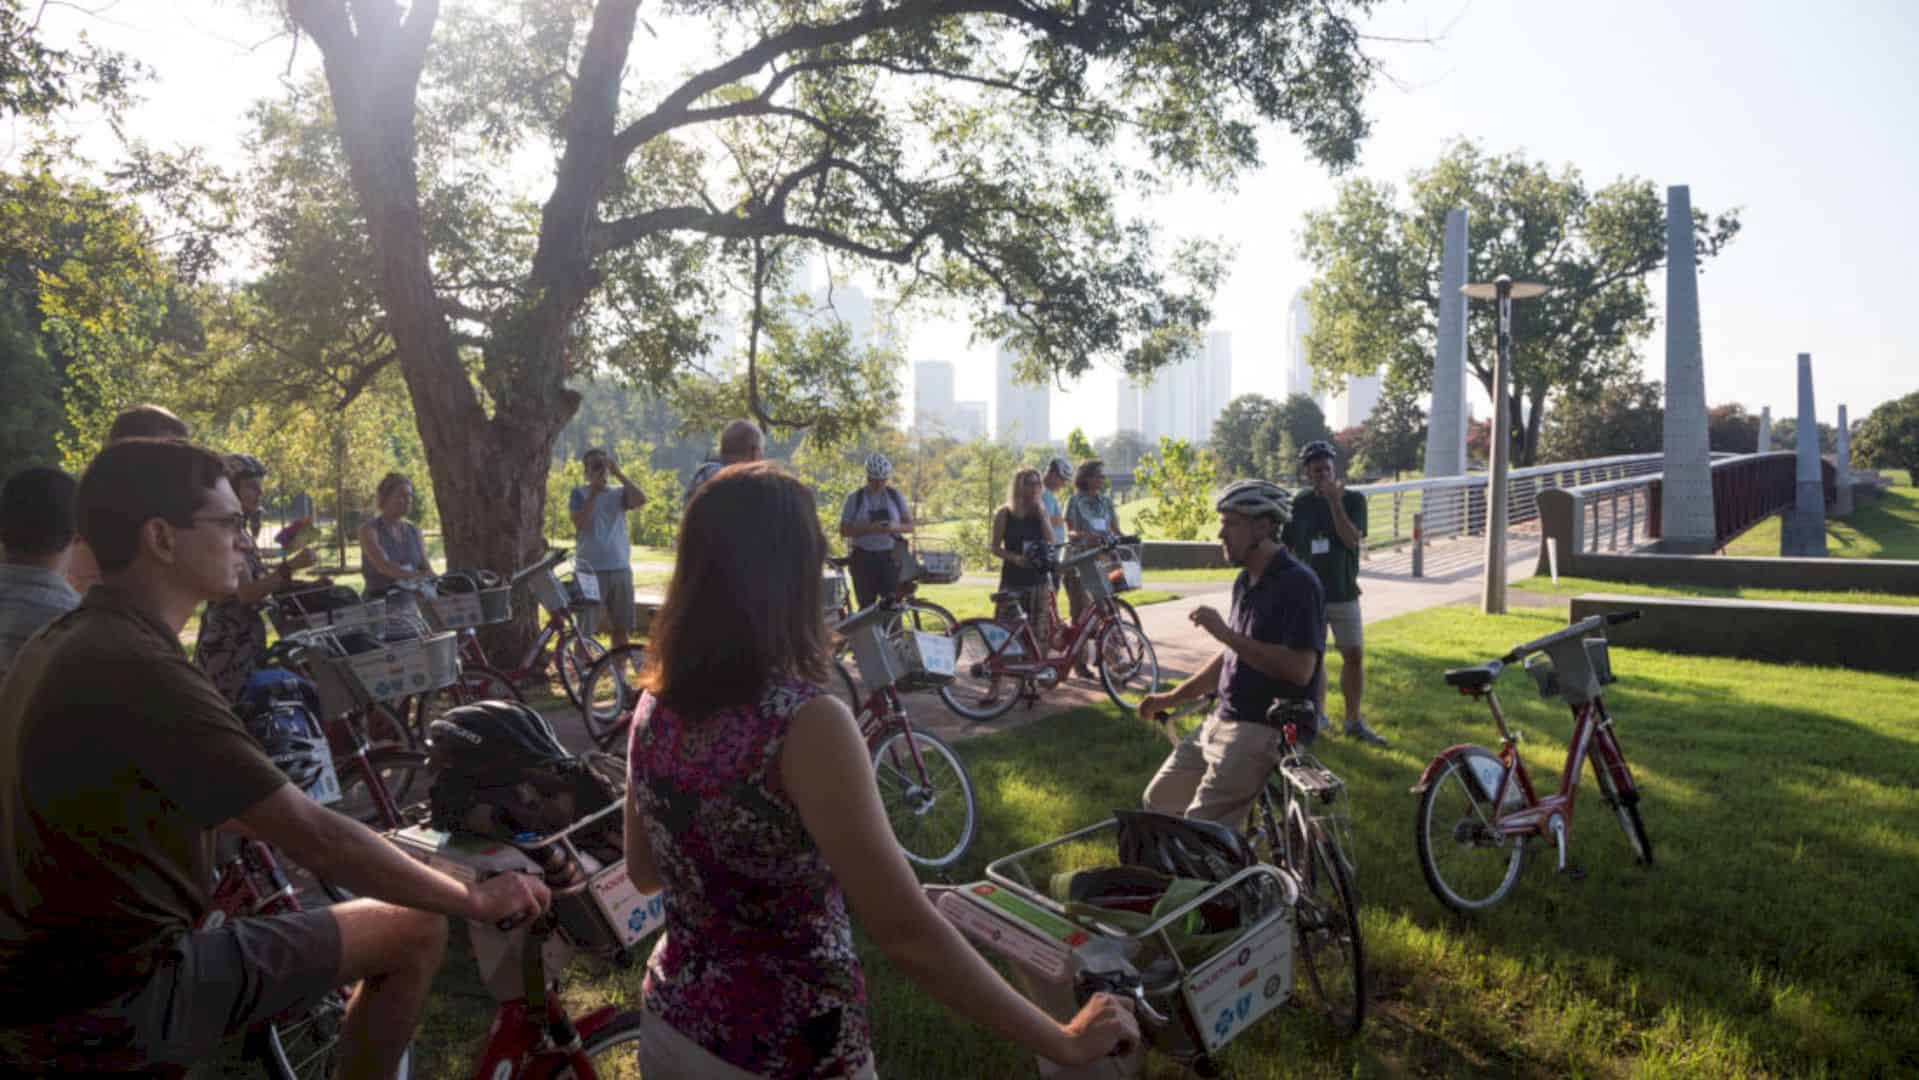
1757, 406, 1772, 453
1659, 185, 1716, 553
1781, 353, 1828, 556
1425, 208, 1469, 534
1835, 403, 1854, 515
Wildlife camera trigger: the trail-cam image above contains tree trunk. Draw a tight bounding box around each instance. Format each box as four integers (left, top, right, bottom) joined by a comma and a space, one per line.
1520, 388, 1545, 467
293, 3, 580, 658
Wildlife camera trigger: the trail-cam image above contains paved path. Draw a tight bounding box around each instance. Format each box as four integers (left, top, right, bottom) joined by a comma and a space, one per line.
547, 538, 1550, 754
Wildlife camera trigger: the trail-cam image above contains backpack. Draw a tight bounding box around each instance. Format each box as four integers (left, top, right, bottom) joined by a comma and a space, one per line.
426, 700, 623, 839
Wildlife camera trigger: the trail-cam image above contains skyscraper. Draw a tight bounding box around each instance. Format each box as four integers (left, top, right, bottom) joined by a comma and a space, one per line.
995, 343, 1050, 446
1116, 377, 1143, 436
1285, 289, 1318, 404
1199, 331, 1233, 443
914, 360, 957, 435
953, 401, 989, 441
1327, 372, 1382, 429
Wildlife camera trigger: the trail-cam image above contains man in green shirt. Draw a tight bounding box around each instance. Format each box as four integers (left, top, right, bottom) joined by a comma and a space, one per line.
1281, 441, 1387, 745
1, 439, 549, 1071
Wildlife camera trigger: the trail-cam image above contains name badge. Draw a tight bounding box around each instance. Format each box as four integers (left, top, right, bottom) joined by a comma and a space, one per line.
1310, 537, 1331, 556
1087, 517, 1108, 533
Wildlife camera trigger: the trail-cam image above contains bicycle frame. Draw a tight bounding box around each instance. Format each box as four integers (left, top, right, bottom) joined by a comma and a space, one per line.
1415, 688, 1636, 862
977, 591, 1118, 681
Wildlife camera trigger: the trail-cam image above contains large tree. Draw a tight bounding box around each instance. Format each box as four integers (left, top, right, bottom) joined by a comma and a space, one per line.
1300, 139, 1741, 466
268, 0, 1382, 643
1538, 373, 1663, 463
1851, 391, 1919, 481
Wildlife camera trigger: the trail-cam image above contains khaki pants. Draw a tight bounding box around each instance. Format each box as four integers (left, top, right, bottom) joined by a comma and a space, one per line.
1142, 716, 1286, 825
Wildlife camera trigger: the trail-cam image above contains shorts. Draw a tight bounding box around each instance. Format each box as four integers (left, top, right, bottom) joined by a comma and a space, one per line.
1141, 715, 1288, 825
1326, 600, 1363, 649
4, 909, 341, 1069
584, 567, 636, 635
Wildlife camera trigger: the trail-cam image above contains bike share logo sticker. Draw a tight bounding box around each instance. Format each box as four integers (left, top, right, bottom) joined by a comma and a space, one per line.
1264, 974, 1284, 999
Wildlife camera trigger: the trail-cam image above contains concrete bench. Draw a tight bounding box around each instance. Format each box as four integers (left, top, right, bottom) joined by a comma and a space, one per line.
1569, 592, 1919, 676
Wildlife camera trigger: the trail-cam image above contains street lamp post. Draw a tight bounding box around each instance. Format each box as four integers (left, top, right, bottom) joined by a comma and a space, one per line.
1462, 274, 1549, 614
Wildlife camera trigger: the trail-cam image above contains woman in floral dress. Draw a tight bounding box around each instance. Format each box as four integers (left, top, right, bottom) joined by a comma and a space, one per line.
622, 461, 1136, 1078
195, 453, 315, 702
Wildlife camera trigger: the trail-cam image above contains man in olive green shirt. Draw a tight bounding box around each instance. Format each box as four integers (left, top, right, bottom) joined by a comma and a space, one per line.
1281, 441, 1387, 745
0, 439, 550, 1071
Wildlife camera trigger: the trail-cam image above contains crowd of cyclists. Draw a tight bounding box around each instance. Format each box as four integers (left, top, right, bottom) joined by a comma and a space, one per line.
0, 404, 1382, 1075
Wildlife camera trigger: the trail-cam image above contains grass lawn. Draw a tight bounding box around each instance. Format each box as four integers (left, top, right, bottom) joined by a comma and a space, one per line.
1511, 573, 1919, 608
1724, 484, 1919, 560
395, 604, 1915, 1077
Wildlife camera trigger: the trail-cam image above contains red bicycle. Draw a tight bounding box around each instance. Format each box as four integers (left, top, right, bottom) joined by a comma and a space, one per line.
455, 549, 607, 709
1412, 610, 1652, 912
939, 534, 1159, 720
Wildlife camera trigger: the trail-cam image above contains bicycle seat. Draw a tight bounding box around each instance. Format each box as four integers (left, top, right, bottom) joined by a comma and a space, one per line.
826, 555, 854, 569
1443, 661, 1504, 689
989, 591, 1026, 606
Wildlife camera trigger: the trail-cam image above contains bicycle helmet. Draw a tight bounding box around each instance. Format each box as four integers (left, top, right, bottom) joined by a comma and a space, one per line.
225, 452, 267, 480
427, 700, 572, 781
1047, 456, 1073, 480
1114, 809, 1286, 924
237, 669, 333, 798
1298, 440, 1338, 467
864, 451, 893, 480
1214, 479, 1293, 525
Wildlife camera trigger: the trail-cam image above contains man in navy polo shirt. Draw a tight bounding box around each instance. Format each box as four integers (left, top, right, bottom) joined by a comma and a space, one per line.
1139, 480, 1324, 824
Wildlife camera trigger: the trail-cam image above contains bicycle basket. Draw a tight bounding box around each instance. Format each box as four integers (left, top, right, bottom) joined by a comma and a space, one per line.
915, 549, 962, 585
1102, 550, 1143, 594
310, 616, 460, 708
270, 587, 385, 636
1584, 637, 1616, 686
822, 572, 848, 615
1524, 655, 1560, 700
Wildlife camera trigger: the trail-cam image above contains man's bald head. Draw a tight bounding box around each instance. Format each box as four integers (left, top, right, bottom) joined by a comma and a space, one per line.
719, 419, 765, 463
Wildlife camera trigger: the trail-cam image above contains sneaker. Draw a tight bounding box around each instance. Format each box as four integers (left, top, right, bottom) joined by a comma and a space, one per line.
1344, 718, 1388, 746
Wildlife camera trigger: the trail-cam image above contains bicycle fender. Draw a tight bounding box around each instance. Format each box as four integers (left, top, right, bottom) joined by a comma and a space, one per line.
1409, 744, 1493, 795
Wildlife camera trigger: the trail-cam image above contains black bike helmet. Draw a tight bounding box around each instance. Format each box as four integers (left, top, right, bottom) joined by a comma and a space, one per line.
1115, 809, 1260, 883
225, 452, 267, 480
1298, 440, 1338, 468
428, 700, 573, 781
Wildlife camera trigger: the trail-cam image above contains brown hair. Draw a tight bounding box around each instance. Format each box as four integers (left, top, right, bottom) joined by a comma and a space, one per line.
77, 439, 229, 573
106, 404, 190, 444
375, 472, 412, 506
1004, 467, 1043, 517
1074, 458, 1106, 493
641, 461, 830, 720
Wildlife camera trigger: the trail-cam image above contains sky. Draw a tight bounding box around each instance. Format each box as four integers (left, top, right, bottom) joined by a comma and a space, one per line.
23, 0, 1919, 440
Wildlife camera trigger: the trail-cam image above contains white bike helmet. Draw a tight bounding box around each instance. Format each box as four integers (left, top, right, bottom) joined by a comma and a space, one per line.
864, 451, 893, 480
1047, 456, 1072, 480
1215, 479, 1293, 525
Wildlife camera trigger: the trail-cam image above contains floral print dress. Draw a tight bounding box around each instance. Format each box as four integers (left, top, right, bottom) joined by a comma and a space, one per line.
195, 527, 269, 703
627, 678, 871, 1078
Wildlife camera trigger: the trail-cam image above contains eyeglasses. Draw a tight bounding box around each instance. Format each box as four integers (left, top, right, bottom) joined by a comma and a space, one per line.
185, 512, 249, 535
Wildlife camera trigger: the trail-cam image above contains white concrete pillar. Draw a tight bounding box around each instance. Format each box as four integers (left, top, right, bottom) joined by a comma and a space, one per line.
1835, 403, 1854, 515
1781, 353, 1828, 556
1758, 406, 1771, 453
1659, 186, 1716, 553
1425, 208, 1469, 534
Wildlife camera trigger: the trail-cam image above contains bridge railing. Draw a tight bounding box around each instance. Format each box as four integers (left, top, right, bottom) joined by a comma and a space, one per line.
1350, 452, 1664, 551
1538, 451, 1834, 567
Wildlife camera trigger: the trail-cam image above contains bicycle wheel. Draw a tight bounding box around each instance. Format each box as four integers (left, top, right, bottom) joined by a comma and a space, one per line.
556, 624, 607, 708
1590, 729, 1653, 865
332, 747, 431, 828
1094, 619, 1159, 712
412, 666, 523, 744
1112, 596, 1143, 633
577, 1009, 645, 1078
251, 987, 414, 1080
871, 725, 978, 870
937, 620, 1020, 721
1415, 747, 1527, 912
1243, 781, 1290, 866
1293, 812, 1366, 1034
581, 644, 648, 751
895, 598, 957, 637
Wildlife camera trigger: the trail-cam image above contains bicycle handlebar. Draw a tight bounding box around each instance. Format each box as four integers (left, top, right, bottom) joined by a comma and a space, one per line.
508, 548, 569, 587
1500, 609, 1642, 664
